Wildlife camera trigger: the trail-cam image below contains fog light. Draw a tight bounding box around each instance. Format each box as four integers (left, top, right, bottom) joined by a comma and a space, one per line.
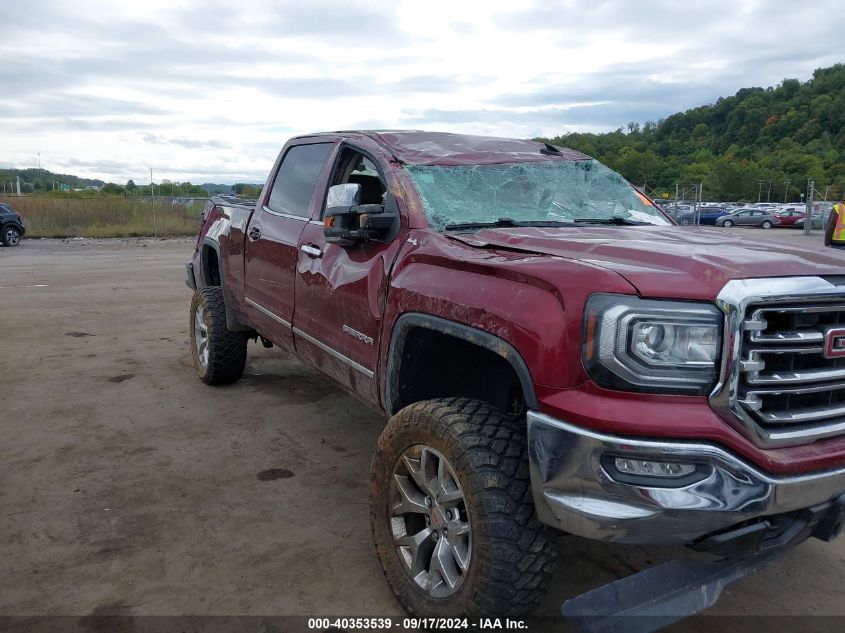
613, 457, 696, 478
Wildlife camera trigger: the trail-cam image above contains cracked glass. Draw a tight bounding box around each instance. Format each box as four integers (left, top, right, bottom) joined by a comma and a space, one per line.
405, 159, 670, 230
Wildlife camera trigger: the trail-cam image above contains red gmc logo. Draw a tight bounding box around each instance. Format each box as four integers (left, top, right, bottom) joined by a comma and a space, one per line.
824, 327, 845, 358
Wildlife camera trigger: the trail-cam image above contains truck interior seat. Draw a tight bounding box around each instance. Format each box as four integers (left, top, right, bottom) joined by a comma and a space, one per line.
348, 173, 385, 204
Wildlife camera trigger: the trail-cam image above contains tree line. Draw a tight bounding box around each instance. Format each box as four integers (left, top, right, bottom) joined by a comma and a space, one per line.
539, 64, 845, 202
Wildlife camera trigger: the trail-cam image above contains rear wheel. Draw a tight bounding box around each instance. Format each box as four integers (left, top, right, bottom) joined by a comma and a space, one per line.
2, 226, 21, 246
370, 398, 556, 617
680, 218, 691, 226
190, 287, 248, 385
722, 219, 734, 227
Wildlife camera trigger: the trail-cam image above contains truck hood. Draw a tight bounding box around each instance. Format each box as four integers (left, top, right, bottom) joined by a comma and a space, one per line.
446, 225, 845, 300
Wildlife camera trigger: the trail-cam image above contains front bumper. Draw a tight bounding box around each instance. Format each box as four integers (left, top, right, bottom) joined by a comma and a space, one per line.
528, 410, 845, 547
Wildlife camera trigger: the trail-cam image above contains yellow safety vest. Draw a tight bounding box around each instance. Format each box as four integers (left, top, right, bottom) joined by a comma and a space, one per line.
834, 203, 845, 242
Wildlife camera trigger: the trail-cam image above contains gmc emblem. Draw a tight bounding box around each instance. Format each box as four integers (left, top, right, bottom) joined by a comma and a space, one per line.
823, 327, 845, 358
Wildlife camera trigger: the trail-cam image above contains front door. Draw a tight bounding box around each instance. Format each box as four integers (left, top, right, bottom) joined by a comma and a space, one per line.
292, 146, 406, 406
243, 141, 334, 351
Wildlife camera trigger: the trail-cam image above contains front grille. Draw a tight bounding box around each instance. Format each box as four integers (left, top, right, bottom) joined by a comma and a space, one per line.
737, 301, 845, 443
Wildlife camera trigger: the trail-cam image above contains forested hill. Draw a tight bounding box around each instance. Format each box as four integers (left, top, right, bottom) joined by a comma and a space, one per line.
540, 63, 845, 202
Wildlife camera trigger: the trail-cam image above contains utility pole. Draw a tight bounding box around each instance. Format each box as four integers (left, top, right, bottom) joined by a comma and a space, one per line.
674, 183, 679, 212
37, 152, 41, 170
766, 180, 772, 203
783, 179, 789, 203
757, 180, 764, 203
150, 168, 158, 238
16, 176, 21, 196
804, 179, 814, 236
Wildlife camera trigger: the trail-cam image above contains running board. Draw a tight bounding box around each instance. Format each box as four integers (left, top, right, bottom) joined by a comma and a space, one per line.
562, 548, 788, 633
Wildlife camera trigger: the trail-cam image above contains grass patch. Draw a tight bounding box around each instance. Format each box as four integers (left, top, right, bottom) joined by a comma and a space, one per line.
1, 196, 205, 238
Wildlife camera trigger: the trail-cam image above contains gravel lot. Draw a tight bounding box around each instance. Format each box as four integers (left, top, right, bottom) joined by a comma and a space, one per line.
2, 232, 844, 630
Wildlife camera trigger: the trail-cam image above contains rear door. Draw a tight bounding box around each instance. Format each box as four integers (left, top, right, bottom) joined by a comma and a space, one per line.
292, 144, 406, 406
243, 141, 334, 352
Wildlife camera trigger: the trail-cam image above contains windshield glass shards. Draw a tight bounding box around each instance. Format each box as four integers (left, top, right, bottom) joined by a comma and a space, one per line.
405, 160, 670, 231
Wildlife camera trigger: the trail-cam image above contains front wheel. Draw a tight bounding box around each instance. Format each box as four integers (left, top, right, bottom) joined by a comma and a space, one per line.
722, 220, 734, 227
2, 226, 21, 246
761, 220, 773, 229
189, 287, 248, 385
370, 398, 556, 617
680, 218, 691, 225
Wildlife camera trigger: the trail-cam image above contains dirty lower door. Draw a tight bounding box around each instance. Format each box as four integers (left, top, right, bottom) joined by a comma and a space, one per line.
243, 141, 334, 352
292, 147, 405, 406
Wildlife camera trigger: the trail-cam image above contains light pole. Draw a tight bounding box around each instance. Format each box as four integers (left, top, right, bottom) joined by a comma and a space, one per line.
150, 168, 157, 238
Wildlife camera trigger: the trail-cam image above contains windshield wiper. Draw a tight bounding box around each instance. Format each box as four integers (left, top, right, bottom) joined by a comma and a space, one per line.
444, 218, 572, 231
573, 216, 651, 226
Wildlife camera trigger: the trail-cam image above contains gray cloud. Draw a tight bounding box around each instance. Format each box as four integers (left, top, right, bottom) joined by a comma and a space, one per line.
140, 134, 231, 150
1, 0, 842, 182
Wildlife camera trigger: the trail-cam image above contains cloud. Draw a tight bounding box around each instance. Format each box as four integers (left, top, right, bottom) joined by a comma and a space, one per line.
0, 0, 841, 183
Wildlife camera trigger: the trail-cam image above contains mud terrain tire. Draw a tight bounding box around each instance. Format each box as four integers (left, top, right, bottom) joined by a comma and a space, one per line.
370, 397, 556, 617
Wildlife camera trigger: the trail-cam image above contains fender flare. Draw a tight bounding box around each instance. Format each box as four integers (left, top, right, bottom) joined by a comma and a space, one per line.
199, 238, 253, 333
384, 313, 539, 413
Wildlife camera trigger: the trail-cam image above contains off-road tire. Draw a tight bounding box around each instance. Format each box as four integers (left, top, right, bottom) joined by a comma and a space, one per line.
370, 398, 556, 617
190, 287, 248, 385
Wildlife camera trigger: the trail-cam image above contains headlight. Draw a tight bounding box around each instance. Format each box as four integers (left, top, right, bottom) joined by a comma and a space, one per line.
583, 294, 722, 395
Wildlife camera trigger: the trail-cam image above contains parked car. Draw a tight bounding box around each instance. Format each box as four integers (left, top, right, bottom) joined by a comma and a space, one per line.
774, 208, 806, 227
0, 202, 26, 246
715, 208, 776, 228
676, 206, 729, 225
187, 131, 845, 620
794, 210, 830, 230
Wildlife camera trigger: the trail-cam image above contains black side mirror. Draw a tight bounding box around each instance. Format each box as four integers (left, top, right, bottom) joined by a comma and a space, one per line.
324, 184, 398, 245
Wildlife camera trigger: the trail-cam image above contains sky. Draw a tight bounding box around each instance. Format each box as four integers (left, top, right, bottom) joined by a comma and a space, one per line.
1, 0, 843, 185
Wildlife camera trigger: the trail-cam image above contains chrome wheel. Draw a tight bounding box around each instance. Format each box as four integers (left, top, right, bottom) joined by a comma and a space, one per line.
4, 227, 20, 246
193, 304, 209, 368
390, 445, 471, 598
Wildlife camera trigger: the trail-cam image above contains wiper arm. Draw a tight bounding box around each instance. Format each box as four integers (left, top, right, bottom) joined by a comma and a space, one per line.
445, 218, 519, 230
574, 216, 651, 226
444, 218, 573, 231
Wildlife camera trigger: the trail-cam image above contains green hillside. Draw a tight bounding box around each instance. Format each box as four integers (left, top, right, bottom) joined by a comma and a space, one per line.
540, 63, 845, 202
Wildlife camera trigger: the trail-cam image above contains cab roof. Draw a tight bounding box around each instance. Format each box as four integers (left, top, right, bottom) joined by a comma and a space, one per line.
299, 130, 593, 166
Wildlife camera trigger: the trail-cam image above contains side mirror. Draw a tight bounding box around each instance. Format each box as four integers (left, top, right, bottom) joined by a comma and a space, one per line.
324, 184, 398, 245
326, 183, 361, 209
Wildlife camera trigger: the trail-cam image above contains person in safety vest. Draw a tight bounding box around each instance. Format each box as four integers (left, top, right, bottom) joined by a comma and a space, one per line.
825, 201, 845, 248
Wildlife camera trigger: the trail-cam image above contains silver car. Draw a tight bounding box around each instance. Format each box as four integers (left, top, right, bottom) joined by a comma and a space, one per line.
715, 208, 776, 229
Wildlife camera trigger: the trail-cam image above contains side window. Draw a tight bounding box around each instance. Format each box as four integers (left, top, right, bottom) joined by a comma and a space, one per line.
267, 143, 332, 217
322, 149, 386, 217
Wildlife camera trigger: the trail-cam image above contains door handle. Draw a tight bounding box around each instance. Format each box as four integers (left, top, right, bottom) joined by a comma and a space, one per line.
247, 226, 261, 241
301, 244, 323, 258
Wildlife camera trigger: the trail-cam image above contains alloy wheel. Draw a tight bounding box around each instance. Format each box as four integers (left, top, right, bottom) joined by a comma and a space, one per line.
389, 444, 471, 598
5, 228, 20, 246
194, 304, 209, 368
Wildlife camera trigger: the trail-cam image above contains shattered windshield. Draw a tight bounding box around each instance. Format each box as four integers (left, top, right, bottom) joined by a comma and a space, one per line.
405, 159, 670, 230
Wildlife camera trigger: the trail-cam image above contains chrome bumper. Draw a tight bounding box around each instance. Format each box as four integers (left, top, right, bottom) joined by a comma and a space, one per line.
527, 410, 845, 544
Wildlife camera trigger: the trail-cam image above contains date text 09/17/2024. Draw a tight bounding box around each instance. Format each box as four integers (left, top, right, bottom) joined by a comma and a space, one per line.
307, 617, 528, 630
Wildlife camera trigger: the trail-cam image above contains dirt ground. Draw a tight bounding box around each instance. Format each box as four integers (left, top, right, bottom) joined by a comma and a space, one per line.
2, 233, 844, 630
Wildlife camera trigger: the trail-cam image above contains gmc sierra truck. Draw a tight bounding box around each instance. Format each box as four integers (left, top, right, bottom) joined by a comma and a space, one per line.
186, 131, 845, 620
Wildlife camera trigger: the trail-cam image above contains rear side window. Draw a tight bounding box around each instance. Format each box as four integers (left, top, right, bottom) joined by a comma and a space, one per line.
267, 143, 332, 217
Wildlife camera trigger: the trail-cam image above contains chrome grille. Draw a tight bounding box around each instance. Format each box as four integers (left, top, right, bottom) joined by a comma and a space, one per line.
737, 301, 845, 443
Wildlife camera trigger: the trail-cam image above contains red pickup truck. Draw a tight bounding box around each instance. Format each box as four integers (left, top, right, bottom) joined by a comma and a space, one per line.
187, 131, 845, 619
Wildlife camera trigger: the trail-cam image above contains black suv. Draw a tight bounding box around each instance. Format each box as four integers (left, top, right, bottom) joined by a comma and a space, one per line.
0, 203, 25, 246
